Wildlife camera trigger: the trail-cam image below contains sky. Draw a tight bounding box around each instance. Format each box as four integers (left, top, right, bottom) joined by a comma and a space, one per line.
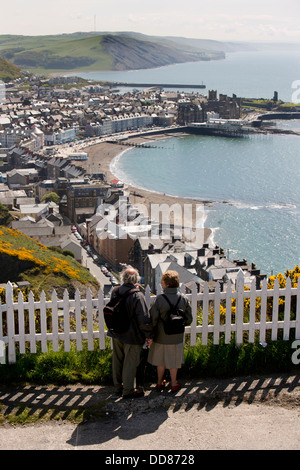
2, 0, 300, 43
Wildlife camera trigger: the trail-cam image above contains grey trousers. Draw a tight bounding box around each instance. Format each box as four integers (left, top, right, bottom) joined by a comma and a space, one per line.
112, 338, 142, 395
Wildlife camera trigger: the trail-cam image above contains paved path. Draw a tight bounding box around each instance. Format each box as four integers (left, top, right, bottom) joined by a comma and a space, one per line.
0, 373, 299, 450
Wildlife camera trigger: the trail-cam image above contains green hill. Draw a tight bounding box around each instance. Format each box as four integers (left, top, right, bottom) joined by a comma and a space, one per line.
0, 226, 99, 297
0, 32, 225, 74
0, 57, 22, 81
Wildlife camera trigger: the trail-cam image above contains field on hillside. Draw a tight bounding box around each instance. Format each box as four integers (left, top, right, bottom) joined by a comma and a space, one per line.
0, 33, 224, 74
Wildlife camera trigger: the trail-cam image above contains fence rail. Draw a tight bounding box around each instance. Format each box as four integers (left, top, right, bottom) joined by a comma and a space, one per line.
1, 271, 300, 364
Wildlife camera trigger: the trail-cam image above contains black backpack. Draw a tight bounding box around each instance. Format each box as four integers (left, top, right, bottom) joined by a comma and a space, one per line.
161, 294, 186, 335
103, 287, 139, 334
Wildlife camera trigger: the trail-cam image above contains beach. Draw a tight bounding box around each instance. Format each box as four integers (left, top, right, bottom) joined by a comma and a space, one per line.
81, 134, 212, 244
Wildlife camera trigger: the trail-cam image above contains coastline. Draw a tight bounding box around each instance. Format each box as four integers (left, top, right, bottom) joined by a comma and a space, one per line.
82, 134, 212, 245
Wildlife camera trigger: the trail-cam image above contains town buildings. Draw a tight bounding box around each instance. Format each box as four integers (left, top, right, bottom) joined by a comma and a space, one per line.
0, 74, 264, 290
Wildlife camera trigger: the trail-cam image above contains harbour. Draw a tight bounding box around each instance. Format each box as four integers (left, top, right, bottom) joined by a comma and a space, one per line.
111, 129, 300, 276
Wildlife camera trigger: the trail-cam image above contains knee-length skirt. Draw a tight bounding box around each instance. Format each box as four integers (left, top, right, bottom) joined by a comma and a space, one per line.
148, 342, 184, 369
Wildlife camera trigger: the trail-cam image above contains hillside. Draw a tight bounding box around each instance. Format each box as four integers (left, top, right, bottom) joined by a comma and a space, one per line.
0, 57, 22, 81
0, 32, 225, 74
0, 226, 99, 297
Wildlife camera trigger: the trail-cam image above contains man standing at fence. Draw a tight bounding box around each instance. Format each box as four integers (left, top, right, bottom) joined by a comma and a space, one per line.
107, 267, 153, 399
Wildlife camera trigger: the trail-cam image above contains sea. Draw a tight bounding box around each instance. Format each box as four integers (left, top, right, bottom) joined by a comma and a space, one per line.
74, 50, 300, 276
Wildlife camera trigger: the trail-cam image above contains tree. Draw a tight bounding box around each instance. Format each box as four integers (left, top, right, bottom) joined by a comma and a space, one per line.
0, 203, 13, 226
41, 192, 60, 205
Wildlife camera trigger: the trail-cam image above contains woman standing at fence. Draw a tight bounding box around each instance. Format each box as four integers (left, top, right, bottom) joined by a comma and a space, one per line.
148, 270, 192, 392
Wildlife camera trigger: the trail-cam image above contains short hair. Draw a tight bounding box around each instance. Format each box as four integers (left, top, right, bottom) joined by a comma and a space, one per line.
161, 270, 180, 288
121, 266, 140, 285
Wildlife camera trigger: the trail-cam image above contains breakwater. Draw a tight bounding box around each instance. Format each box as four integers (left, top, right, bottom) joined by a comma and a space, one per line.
257, 112, 300, 121
105, 81, 206, 90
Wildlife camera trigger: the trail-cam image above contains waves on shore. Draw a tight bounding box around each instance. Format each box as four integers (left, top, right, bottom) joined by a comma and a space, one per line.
108, 133, 299, 275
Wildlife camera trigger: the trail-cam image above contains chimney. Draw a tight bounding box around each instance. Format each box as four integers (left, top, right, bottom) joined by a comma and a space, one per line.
184, 253, 192, 267
207, 257, 215, 267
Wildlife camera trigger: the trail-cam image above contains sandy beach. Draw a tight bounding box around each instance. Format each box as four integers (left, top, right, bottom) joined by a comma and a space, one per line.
81, 133, 212, 244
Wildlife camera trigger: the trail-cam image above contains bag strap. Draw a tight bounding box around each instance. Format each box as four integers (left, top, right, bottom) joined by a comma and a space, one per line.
162, 294, 181, 309
116, 287, 139, 301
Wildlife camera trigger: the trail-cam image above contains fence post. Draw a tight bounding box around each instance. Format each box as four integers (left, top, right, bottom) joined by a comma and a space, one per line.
296, 281, 300, 340
236, 271, 244, 344
28, 290, 36, 354
213, 281, 221, 345
249, 277, 256, 343
75, 289, 82, 351
6, 281, 16, 364
259, 278, 268, 344
86, 288, 94, 351
190, 282, 197, 346
63, 289, 70, 352
145, 285, 151, 309
271, 278, 280, 341
17, 290, 25, 354
40, 290, 48, 353
283, 277, 292, 341
51, 289, 59, 352
98, 287, 105, 350
225, 281, 232, 344
202, 282, 209, 345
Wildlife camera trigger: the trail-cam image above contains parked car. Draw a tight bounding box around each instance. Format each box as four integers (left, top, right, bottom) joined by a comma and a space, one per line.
111, 276, 119, 286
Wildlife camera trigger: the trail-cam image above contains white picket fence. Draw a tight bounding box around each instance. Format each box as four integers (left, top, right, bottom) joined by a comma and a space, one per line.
1, 271, 300, 364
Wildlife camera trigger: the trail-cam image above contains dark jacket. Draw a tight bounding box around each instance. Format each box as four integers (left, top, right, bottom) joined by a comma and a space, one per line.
150, 287, 193, 345
107, 283, 152, 345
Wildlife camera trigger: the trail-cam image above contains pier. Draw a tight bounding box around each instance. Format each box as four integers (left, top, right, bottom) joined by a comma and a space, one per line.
105, 81, 206, 90
256, 112, 300, 121
106, 139, 170, 149
186, 122, 253, 138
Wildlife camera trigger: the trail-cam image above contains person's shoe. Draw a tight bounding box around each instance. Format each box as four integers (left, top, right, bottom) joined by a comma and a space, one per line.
155, 380, 167, 392
171, 382, 182, 393
123, 389, 144, 399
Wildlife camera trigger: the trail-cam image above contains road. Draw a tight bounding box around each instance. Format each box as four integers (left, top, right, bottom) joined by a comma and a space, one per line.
80, 245, 118, 297
81, 248, 109, 287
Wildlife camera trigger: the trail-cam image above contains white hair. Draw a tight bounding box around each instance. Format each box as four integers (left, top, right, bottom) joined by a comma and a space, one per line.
121, 266, 140, 285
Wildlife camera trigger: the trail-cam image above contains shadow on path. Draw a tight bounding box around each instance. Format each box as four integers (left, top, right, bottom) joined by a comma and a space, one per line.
0, 373, 299, 447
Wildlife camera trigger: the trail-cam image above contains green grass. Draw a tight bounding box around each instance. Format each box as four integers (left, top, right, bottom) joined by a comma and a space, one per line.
0, 32, 224, 75
14, 36, 114, 74
0, 340, 113, 386
0, 337, 297, 387
0, 34, 114, 74
183, 337, 297, 378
